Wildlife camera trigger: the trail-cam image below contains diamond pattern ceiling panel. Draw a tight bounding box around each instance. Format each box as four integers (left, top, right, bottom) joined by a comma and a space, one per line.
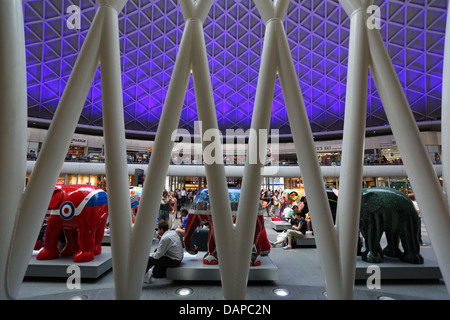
23, 0, 447, 134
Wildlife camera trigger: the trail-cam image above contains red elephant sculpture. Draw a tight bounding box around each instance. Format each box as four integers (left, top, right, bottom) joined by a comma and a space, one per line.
37, 185, 108, 263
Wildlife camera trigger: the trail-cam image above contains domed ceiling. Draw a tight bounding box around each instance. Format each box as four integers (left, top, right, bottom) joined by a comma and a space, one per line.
24, 0, 447, 135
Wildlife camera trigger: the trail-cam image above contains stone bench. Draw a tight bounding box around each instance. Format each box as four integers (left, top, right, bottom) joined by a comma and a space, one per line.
270, 220, 292, 231
294, 235, 316, 247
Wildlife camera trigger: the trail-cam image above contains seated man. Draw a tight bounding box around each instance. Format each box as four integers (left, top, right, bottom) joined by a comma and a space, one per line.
144, 221, 183, 282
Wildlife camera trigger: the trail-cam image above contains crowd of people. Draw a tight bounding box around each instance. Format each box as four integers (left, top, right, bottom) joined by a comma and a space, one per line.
260, 189, 311, 250
144, 187, 311, 282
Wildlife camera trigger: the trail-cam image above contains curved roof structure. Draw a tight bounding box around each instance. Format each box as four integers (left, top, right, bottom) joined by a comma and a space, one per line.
24, 0, 447, 134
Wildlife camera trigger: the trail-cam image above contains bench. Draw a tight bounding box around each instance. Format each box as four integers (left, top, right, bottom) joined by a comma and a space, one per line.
294, 235, 316, 247
270, 220, 292, 231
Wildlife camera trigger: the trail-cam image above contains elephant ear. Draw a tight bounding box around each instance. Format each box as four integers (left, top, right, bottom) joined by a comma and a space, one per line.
48, 189, 64, 210
362, 192, 382, 213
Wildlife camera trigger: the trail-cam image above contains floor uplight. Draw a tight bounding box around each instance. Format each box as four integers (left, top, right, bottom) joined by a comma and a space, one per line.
273, 288, 290, 297
66, 294, 88, 300
377, 295, 396, 300
175, 287, 194, 296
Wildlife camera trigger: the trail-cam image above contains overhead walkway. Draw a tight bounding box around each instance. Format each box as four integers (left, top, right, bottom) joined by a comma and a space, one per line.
25, 161, 443, 178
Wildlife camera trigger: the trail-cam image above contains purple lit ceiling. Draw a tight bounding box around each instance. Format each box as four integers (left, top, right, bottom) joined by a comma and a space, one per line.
24, 0, 447, 134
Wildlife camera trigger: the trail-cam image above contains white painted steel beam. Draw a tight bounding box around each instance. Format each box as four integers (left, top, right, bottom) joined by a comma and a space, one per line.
335, 7, 369, 299
338, 0, 450, 298
5, 7, 105, 299
0, 0, 28, 300
2, 0, 130, 300
125, 16, 194, 299
253, 0, 342, 299
191, 15, 238, 299
368, 26, 450, 295
441, 1, 450, 208
99, 4, 132, 299
124, 0, 235, 300
235, 2, 279, 299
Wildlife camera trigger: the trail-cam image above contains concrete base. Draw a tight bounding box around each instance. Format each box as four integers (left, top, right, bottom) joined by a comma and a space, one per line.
26, 247, 112, 279
166, 252, 278, 281
294, 236, 316, 247
355, 256, 442, 280
102, 232, 111, 245
270, 220, 292, 231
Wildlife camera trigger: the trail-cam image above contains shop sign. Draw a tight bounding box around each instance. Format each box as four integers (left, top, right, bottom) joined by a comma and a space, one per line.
70, 137, 88, 146
316, 145, 341, 152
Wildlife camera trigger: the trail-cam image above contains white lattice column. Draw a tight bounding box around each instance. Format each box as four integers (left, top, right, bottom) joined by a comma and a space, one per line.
367, 19, 450, 295
0, 0, 28, 300
335, 5, 369, 299
124, 1, 216, 299
234, 1, 280, 299
441, 0, 450, 208
254, 0, 343, 299
191, 15, 237, 299
5, 8, 105, 299
277, 27, 343, 301
98, 2, 132, 298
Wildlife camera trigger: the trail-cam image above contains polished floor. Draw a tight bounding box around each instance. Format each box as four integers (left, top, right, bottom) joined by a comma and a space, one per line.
17, 214, 449, 301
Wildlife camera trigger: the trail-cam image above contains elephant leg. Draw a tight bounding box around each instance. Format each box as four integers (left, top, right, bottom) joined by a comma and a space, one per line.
74, 218, 96, 262
94, 213, 108, 255
362, 216, 383, 263
250, 215, 264, 266
183, 214, 203, 254
36, 216, 63, 260
60, 228, 79, 256
399, 217, 424, 264
383, 231, 402, 258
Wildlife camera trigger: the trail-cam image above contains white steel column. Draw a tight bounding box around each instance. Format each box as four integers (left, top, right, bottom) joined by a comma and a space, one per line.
442, 1, 450, 207
276, 25, 342, 301
125, 1, 215, 299
368, 27, 450, 294
0, 0, 28, 300
5, 9, 105, 299
335, 7, 369, 299
254, 0, 343, 299
234, 4, 279, 299
99, 3, 132, 299
3, 0, 129, 299
191, 17, 237, 299
125, 24, 192, 299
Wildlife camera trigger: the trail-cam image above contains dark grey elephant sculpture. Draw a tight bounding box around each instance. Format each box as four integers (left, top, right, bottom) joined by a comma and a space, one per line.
359, 188, 424, 264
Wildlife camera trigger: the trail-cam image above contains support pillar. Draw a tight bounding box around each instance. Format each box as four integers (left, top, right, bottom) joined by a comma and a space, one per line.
235, 11, 279, 299
99, 4, 132, 299
0, 0, 28, 300
441, 1, 450, 207
5, 8, 105, 299
125, 16, 194, 299
367, 21, 450, 295
336, 7, 369, 299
